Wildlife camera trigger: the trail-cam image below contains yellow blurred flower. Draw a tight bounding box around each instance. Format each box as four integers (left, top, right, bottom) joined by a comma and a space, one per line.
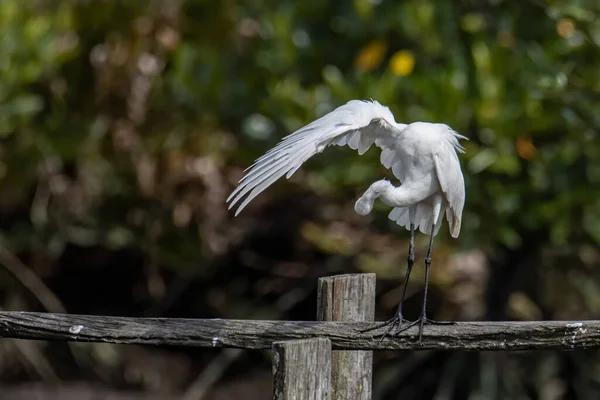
516, 137, 537, 160
556, 17, 575, 39
355, 40, 387, 72
389, 50, 415, 77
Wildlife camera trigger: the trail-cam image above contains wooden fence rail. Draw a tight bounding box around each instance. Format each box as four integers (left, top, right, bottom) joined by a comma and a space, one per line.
0, 273, 598, 399
1, 309, 597, 351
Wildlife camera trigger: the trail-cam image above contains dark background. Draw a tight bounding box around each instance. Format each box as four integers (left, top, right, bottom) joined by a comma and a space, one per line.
1, 0, 599, 399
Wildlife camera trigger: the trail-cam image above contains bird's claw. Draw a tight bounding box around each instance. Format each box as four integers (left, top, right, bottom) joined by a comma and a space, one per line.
359, 315, 413, 334
393, 316, 456, 344
361, 315, 455, 345
420, 317, 456, 326
359, 314, 414, 346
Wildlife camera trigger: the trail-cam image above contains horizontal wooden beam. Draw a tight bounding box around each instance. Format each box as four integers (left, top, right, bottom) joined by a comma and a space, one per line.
0, 311, 596, 351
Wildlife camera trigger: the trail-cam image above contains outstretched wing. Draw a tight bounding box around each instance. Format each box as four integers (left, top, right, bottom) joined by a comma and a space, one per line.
227, 100, 407, 215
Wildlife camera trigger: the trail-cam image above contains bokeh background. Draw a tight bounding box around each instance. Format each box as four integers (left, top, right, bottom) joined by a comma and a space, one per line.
1, 0, 600, 399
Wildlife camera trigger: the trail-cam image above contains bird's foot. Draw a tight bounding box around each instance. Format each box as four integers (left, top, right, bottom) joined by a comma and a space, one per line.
359, 313, 413, 345
420, 317, 455, 326
393, 315, 456, 344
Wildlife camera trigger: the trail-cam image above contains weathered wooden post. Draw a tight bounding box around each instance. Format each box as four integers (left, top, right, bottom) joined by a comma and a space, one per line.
317, 273, 376, 400
272, 338, 332, 400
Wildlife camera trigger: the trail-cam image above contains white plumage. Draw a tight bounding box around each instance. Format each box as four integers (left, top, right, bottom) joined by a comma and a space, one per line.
227, 99, 467, 239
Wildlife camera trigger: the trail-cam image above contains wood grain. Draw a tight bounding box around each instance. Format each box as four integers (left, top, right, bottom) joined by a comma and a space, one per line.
317, 274, 375, 399
272, 338, 331, 400
0, 311, 597, 351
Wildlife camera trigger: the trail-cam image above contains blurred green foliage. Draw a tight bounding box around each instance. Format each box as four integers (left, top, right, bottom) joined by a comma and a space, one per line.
1, 0, 600, 398
1, 0, 599, 253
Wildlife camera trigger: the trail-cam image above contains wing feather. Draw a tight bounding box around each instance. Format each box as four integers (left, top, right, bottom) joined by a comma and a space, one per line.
227, 100, 407, 215
388, 204, 444, 236
434, 148, 465, 238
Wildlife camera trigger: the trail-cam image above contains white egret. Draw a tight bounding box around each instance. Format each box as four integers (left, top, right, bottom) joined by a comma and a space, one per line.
227, 99, 467, 342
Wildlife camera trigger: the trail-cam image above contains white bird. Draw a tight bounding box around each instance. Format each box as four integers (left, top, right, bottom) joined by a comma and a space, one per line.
227, 99, 467, 342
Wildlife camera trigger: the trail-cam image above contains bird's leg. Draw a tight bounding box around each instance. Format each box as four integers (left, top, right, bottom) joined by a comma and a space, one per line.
417, 228, 435, 342
359, 223, 415, 340
394, 223, 455, 344
397, 222, 416, 321
389, 221, 416, 325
